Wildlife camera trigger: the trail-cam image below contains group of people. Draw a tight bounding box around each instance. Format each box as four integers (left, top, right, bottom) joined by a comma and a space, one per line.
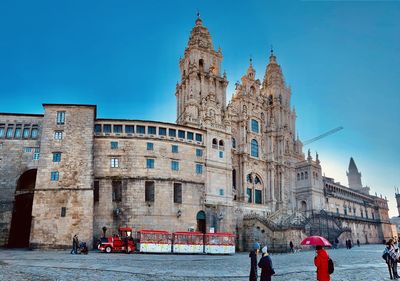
249, 242, 274, 281
249, 242, 332, 281
383, 237, 400, 279
345, 239, 353, 249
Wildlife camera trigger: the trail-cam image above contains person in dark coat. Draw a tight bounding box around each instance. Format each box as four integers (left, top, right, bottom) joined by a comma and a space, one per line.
289, 241, 294, 253
70, 234, 78, 254
258, 246, 275, 281
249, 242, 260, 281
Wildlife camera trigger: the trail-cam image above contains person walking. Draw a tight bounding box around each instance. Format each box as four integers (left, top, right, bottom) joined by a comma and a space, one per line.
314, 245, 330, 281
289, 241, 294, 253
249, 242, 260, 281
383, 239, 399, 279
70, 234, 78, 254
258, 246, 275, 281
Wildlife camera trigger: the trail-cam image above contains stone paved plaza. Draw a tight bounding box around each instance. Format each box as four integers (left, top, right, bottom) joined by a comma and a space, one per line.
0, 244, 392, 281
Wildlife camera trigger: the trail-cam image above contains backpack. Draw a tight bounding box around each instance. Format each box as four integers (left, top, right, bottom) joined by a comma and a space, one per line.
328, 257, 334, 274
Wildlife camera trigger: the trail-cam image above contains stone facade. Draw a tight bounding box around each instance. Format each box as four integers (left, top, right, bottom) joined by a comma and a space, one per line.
0, 16, 395, 250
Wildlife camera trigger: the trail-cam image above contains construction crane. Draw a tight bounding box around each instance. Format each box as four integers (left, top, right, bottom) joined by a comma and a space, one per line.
303, 126, 343, 146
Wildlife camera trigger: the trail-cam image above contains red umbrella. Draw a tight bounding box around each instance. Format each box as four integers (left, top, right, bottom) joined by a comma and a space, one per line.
300, 236, 332, 247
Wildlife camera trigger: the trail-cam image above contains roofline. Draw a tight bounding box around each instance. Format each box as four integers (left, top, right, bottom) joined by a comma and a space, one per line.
0, 112, 44, 117
42, 103, 97, 108
95, 118, 207, 132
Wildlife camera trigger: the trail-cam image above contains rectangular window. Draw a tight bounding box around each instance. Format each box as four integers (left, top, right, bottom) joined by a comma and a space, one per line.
251, 119, 259, 133
171, 160, 179, 171
56, 111, 65, 125
178, 130, 185, 139
145, 181, 155, 202
6, 127, 13, 138
25, 147, 32, 153
219, 188, 224, 196
247, 188, 252, 203
125, 125, 134, 134
147, 142, 154, 150
94, 181, 99, 202
174, 183, 182, 203
137, 125, 145, 134
112, 180, 122, 202
31, 127, 38, 139
14, 127, 22, 138
113, 125, 123, 133
0, 126, 4, 138
219, 151, 224, 158
195, 163, 203, 174
196, 149, 203, 157
255, 190, 262, 204
171, 145, 178, 153
146, 158, 154, 169
54, 131, 63, 140
195, 133, 203, 142
168, 129, 176, 137
148, 126, 156, 135
111, 141, 118, 149
94, 124, 102, 133
187, 132, 194, 140
103, 124, 111, 133
61, 207, 66, 217
53, 152, 61, 162
159, 127, 167, 136
111, 158, 119, 168
336, 208, 339, 214
51, 171, 59, 181
33, 152, 40, 160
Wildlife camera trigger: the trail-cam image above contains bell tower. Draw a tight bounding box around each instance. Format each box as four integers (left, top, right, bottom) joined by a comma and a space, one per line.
175, 15, 228, 127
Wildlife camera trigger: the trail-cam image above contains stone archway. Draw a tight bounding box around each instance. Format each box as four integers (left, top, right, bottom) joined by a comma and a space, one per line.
8, 169, 37, 248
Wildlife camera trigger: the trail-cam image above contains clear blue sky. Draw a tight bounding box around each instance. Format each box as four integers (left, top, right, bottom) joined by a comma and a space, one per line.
1, 1, 399, 215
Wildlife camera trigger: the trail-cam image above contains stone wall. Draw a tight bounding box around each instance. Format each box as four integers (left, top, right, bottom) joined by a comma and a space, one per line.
30, 105, 95, 249
0, 114, 42, 246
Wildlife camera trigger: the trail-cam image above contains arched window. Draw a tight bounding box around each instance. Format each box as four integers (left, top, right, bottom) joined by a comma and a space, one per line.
304, 172, 308, 179
297, 173, 300, 181
199, 59, 204, 71
219, 140, 224, 150
212, 138, 218, 149
251, 139, 259, 157
251, 119, 259, 133
254, 176, 261, 185
246, 174, 252, 183
232, 137, 236, 149
268, 95, 273, 105
301, 172, 304, 180
250, 86, 256, 96
300, 201, 307, 212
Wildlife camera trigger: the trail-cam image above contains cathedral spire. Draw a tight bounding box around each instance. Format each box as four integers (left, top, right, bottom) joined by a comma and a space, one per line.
347, 157, 363, 189
263, 48, 284, 88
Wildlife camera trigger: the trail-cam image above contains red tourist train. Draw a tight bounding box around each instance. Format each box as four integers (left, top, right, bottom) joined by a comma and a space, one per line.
98, 227, 235, 254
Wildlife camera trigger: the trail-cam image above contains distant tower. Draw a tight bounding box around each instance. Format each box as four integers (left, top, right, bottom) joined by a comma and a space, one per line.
396, 188, 400, 217
347, 157, 363, 189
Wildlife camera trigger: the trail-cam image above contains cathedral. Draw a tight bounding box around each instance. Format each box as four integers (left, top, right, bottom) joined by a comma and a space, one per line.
0, 16, 394, 251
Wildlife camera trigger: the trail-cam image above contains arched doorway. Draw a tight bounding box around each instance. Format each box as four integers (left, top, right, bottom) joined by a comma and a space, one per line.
196, 211, 206, 234
8, 169, 37, 248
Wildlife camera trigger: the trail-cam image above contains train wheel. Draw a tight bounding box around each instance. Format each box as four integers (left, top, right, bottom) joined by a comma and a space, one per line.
105, 246, 112, 253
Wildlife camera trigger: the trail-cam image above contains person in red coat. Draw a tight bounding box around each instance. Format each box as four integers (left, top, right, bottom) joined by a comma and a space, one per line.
314, 245, 330, 281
